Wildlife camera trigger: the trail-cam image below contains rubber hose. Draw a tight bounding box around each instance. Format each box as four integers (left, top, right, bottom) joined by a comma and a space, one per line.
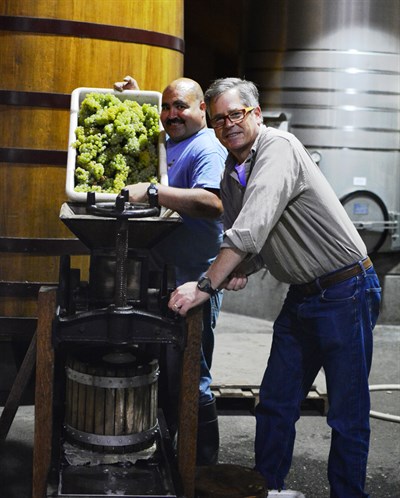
369, 384, 400, 423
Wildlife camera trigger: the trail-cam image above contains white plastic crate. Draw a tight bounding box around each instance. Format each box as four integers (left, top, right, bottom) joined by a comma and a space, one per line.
66, 87, 166, 203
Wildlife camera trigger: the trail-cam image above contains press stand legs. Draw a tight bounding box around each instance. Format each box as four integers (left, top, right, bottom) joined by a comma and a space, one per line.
32, 286, 202, 498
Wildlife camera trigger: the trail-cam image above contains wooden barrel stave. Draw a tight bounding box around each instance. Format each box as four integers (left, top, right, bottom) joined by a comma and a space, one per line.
65, 350, 159, 452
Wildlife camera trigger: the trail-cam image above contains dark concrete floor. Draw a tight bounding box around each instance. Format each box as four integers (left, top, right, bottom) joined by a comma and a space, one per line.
0, 312, 399, 498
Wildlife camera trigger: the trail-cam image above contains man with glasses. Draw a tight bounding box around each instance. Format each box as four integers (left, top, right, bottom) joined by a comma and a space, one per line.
169, 77, 381, 497
114, 75, 227, 465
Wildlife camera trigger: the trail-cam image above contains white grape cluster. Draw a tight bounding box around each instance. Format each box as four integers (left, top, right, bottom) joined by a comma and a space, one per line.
73, 93, 160, 193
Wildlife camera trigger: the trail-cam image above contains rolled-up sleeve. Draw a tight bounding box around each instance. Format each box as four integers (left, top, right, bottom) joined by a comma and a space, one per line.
222, 227, 258, 252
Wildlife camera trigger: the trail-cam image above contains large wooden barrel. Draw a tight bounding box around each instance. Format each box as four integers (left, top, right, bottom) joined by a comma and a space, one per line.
0, 0, 184, 317
65, 348, 159, 453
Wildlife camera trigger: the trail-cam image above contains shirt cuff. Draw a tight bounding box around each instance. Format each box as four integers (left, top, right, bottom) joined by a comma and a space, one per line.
222, 228, 259, 253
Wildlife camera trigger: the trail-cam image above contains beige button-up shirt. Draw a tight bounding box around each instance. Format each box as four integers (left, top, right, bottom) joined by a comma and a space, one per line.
220, 125, 367, 284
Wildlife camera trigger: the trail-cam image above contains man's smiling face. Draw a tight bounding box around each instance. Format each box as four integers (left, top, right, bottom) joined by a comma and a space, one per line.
160, 81, 206, 142
209, 88, 262, 162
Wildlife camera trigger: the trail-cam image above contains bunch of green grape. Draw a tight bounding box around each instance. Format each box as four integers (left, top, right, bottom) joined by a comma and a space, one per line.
72, 92, 160, 193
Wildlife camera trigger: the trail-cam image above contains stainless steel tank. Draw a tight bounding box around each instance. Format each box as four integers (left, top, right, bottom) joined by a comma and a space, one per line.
245, 0, 400, 252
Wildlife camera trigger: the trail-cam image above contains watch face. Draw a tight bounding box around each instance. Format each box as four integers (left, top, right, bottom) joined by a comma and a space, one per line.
198, 279, 209, 291
198, 276, 213, 294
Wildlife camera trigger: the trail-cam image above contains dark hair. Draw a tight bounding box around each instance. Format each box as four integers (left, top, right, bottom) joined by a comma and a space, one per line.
204, 77, 259, 111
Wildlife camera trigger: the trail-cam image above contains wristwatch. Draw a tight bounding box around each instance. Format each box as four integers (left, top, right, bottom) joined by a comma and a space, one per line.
147, 179, 159, 207
197, 276, 218, 296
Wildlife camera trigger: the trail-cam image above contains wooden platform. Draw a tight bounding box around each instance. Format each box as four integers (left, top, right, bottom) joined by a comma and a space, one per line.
212, 382, 328, 416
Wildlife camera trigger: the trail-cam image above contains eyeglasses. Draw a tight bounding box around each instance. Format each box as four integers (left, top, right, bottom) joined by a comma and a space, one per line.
210, 107, 255, 129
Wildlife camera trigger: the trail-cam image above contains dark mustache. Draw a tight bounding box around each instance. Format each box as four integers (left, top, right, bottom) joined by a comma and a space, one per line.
166, 118, 184, 126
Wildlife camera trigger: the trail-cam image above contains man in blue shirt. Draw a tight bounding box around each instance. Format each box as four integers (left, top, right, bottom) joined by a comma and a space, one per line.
115, 76, 227, 465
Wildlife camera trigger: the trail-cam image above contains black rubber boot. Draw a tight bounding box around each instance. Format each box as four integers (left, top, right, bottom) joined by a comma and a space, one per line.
196, 395, 219, 466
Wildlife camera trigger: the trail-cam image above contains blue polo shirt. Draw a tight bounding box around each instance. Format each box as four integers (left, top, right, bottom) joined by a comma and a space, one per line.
152, 127, 226, 285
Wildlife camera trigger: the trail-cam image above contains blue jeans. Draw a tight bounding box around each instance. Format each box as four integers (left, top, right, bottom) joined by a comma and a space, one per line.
199, 290, 223, 404
254, 264, 381, 497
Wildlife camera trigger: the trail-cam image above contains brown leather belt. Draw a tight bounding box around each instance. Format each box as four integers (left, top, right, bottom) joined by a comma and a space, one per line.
296, 257, 373, 296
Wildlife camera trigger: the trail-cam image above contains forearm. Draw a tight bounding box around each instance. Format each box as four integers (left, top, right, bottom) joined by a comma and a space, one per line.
204, 247, 248, 290
168, 246, 248, 316
158, 185, 222, 218
127, 182, 222, 218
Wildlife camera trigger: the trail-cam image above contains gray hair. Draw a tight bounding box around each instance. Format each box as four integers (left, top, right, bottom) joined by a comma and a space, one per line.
204, 78, 260, 111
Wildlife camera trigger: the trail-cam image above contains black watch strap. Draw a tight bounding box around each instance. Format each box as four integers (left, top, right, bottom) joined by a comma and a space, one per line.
147, 180, 159, 207
197, 276, 218, 296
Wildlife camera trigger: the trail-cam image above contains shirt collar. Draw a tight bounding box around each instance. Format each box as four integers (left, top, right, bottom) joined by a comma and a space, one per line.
226, 124, 265, 171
